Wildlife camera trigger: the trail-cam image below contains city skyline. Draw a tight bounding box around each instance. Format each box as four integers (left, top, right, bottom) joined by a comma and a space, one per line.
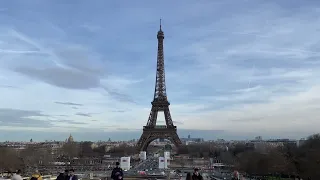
0, 0, 320, 141
0, 130, 306, 142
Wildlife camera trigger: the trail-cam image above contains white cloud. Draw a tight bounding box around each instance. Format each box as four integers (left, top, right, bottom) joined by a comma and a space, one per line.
157, 1, 320, 137
0, 0, 319, 140
172, 85, 320, 136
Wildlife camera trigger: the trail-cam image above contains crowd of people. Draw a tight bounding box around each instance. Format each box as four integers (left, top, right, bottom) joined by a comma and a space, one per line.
3, 162, 238, 180
1, 169, 44, 180
56, 169, 78, 180
2, 163, 123, 180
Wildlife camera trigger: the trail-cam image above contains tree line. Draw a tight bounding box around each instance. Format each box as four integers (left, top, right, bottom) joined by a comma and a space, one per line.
0, 141, 139, 173
177, 133, 320, 179
2, 134, 319, 179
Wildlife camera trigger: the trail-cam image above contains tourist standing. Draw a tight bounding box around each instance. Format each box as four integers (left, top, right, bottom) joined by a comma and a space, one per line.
64, 170, 70, 180
185, 172, 192, 180
30, 170, 43, 180
56, 170, 69, 180
111, 162, 123, 180
56, 173, 65, 180
11, 170, 23, 180
68, 169, 78, 180
191, 168, 203, 180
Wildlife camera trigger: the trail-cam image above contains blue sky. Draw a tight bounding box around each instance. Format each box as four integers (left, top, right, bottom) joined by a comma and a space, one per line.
0, 0, 319, 141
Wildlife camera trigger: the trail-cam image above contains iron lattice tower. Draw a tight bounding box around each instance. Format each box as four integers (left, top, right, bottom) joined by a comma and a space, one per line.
137, 20, 182, 151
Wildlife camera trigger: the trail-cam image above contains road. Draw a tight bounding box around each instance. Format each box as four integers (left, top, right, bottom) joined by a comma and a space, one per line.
74, 157, 243, 180
130, 157, 235, 180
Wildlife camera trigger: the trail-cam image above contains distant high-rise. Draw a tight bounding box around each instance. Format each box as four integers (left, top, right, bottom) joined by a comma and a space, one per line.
255, 136, 262, 141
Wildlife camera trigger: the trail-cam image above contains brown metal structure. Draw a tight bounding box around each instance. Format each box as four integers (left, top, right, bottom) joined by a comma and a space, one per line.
137, 20, 182, 151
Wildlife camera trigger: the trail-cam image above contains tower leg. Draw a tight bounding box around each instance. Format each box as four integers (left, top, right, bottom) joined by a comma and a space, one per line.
137, 129, 182, 151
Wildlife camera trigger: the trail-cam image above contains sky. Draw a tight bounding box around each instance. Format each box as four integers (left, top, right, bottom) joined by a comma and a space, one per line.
0, 0, 320, 141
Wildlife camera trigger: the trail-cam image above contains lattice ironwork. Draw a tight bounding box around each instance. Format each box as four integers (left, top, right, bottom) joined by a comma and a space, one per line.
138, 129, 182, 151
137, 20, 182, 151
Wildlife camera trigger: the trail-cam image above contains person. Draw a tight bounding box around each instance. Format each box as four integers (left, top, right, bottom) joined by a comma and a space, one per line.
185, 172, 192, 180
64, 170, 69, 180
191, 168, 203, 180
68, 169, 77, 180
56, 173, 64, 180
56, 170, 69, 180
11, 170, 23, 180
111, 162, 123, 180
30, 170, 43, 180
232, 170, 239, 180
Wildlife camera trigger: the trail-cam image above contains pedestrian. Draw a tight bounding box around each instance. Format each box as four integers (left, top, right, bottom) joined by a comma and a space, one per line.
56, 170, 69, 180
30, 170, 43, 180
111, 162, 123, 180
191, 168, 203, 180
11, 170, 23, 180
68, 169, 78, 180
186, 172, 192, 180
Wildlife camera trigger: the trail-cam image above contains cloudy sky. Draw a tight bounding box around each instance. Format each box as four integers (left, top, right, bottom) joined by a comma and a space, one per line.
0, 0, 319, 141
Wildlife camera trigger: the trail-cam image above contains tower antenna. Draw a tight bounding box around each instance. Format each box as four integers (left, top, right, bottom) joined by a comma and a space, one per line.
160, 19, 162, 30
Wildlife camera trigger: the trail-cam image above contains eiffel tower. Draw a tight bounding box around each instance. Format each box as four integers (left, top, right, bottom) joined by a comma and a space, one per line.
137, 20, 182, 151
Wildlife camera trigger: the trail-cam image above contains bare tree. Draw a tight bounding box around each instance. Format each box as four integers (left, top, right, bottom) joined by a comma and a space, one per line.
177, 145, 188, 154
79, 141, 95, 157
0, 147, 23, 172
20, 145, 53, 169
20, 145, 39, 168
267, 149, 294, 175
219, 151, 234, 165
38, 147, 54, 166
293, 134, 320, 179
177, 143, 217, 158
107, 144, 137, 156
62, 142, 79, 159
234, 133, 320, 179
175, 158, 186, 168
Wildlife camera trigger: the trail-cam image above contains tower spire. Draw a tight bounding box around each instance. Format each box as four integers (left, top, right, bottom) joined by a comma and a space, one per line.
154, 19, 166, 101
